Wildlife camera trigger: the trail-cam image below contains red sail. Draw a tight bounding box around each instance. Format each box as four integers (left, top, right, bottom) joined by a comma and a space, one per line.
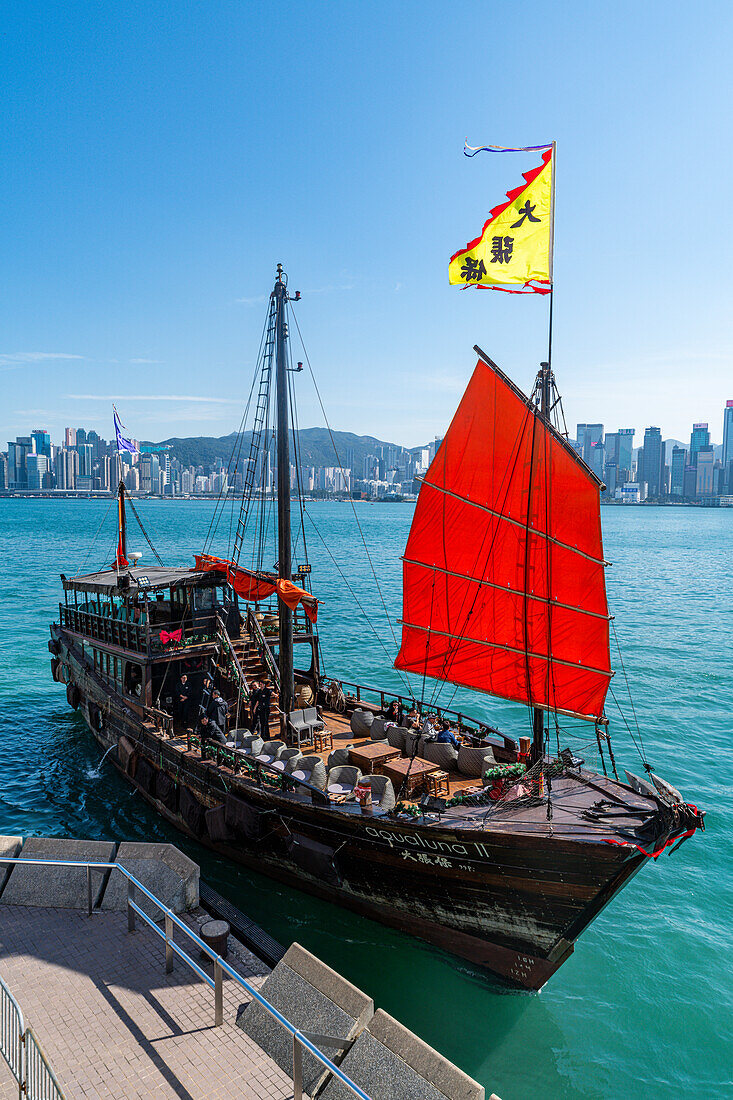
395, 352, 612, 721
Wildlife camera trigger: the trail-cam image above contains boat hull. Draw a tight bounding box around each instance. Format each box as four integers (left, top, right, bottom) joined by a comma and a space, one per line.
53, 628, 658, 991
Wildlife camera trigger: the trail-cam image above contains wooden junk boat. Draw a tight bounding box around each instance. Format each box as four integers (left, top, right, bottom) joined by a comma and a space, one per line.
49, 265, 704, 989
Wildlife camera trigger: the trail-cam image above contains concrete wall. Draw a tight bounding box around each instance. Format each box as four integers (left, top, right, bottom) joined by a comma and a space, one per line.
0, 836, 199, 914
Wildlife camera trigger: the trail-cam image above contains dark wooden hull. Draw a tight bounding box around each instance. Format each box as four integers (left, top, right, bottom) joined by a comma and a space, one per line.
49, 625, 677, 991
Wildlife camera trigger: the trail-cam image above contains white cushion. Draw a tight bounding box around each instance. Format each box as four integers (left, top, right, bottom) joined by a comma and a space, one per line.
291, 769, 308, 781
328, 782, 352, 794
271, 760, 286, 771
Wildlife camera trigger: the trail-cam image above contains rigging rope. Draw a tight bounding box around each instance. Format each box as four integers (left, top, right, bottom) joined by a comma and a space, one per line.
126, 496, 164, 565
290, 306, 403, 658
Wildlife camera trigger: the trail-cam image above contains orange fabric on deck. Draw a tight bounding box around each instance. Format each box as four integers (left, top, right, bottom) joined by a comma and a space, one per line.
194, 554, 276, 601
394, 357, 612, 720
194, 554, 319, 622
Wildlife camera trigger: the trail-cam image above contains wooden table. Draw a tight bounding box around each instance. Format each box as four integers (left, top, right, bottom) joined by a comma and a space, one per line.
381, 757, 439, 799
349, 743, 401, 775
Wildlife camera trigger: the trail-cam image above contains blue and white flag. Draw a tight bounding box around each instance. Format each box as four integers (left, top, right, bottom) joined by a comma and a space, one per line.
113, 406, 140, 455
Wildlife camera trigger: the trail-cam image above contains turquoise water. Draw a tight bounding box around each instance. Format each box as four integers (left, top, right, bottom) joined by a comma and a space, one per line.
0, 498, 730, 1099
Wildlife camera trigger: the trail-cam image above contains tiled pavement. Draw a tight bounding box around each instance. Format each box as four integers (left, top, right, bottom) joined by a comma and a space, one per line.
0, 904, 304, 1099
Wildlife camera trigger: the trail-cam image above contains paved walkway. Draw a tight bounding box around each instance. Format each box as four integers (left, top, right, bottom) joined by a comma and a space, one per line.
0, 904, 303, 1099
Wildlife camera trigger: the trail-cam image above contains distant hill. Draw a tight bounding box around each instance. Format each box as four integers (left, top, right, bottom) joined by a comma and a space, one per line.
142, 427, 409, 471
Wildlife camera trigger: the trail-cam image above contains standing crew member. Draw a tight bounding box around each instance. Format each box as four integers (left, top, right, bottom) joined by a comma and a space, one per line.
211, 689, 229, 737
249, 681, 261, 730
177, 672, 193, 726
199, 675, 214, 720
255, 678, 273, 740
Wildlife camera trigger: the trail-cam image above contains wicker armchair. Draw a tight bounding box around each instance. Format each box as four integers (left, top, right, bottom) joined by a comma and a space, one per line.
422, 741, 459, 771
327, 746, 354, 769
254, 739, 286, 766
286, 755, 327, 790
350, 708, 373, 736
457, 744, 496, 778
225, 727, 252, 749
370, 717, 388, 741
236, 734, 264, 757
271, 747, 302, 772
359, 775, 396, 812
326, 765, 362, 796
405, 730, 421, 757
386, 725, 408, 752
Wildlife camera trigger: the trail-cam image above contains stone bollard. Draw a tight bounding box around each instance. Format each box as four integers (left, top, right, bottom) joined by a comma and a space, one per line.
201, 919, 229, 960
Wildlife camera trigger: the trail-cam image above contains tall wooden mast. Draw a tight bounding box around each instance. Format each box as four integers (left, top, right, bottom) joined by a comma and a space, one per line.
274, 264, 294, 716
531, 356, 552, 766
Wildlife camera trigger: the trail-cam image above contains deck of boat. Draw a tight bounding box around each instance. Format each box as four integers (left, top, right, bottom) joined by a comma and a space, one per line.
152, 703, 663, 841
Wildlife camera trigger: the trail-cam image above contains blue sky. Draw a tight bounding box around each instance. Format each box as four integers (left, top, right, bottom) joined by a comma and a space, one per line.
2, 1, 732, 449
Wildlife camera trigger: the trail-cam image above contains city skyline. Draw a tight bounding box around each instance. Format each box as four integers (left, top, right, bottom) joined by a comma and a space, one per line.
3, 394, 732, 504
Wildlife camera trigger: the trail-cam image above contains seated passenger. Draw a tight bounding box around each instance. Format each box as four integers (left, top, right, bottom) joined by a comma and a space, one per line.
436, 722, 461, 751
385, 699, 403, 725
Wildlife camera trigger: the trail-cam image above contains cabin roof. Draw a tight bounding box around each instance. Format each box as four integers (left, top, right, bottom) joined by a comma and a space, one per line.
63, 565, 218, 596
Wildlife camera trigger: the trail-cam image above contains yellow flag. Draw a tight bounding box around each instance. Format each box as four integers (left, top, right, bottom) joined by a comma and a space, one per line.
449, 148, 552, 288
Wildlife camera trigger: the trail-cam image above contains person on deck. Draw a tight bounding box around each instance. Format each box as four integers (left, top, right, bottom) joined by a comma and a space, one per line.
197, 713, 226, 746
249, 681, 261, 730
176, 673, 193, 725
211, 689, 229, 735
385, 699, 403, 725
199, 675, 214, 720
436, 723, 461, 751
255, 679, 273, 740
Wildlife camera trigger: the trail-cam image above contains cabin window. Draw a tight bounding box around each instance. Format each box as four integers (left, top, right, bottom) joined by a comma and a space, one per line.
194, 588, 215, 611
124, 662, 143, 698
105, 653, 111, 679
114, 657, 121, 684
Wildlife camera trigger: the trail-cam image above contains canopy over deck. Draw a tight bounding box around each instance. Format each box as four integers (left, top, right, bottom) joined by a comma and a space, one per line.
63, 565, 217, 597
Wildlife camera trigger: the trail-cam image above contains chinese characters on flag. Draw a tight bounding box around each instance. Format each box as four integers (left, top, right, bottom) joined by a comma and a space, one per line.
448, 147, 552, 291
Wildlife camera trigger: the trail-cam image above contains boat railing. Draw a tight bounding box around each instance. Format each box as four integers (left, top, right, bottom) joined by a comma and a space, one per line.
0, 857, 371, 1100
246, 608, 281, 690
59, 603, 219, 657
188, 735, 334, 806
325, 677, 509, 745
60, 602, 146, 653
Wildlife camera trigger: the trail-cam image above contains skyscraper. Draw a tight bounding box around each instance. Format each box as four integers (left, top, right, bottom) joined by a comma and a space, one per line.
695, 447, 715, 498
31, 429, 51, 458
7, 437, 34, 489
670, 446, 687, 497
26, 453, 49, 490
616, 428, 635, 485
641, 427, 664, 499
64, 427, 76, 448
689, 422, 710, 467
723, 400, 733, 467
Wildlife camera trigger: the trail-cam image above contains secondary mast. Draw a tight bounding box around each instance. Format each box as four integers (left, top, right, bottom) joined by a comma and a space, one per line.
274, 263, 294, 716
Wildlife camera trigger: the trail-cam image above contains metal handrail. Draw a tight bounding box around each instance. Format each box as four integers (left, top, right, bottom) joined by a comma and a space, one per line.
246, 607, 281, 690
0, 972, 24, 1086
0, 974, 65, 1099
0, 858, 370, 1100
215, 611, 250, 702
25, 1029, 66, 1100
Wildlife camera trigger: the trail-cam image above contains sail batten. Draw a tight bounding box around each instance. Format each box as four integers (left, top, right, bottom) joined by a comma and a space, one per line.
402, 557, 612, 622
395, 355, 612, 721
